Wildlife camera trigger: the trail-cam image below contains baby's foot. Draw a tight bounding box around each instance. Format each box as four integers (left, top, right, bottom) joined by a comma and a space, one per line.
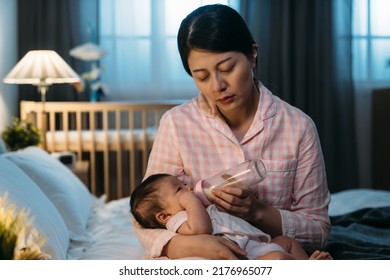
309, 250, 333, 260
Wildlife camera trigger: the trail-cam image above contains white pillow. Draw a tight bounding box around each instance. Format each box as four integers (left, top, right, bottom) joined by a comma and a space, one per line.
0, 157, 69, 259
5, 147, 95, 241
0, 137, 7, 153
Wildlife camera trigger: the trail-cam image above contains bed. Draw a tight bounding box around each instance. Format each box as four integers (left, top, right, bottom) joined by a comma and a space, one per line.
20, 100, 184, 200
1, 146, 389, 259
325, 189, 390, 260
0, 146, 143, 259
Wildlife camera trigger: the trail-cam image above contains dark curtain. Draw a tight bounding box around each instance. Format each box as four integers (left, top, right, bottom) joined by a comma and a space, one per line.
240, 0, 357, 192
17, 0, 98, 103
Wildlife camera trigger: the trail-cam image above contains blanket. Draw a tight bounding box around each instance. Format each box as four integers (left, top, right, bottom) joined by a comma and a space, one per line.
325, 207, 390, 260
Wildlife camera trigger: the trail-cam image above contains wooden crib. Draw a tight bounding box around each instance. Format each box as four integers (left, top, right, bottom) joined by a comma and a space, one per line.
20, 100, 183, 200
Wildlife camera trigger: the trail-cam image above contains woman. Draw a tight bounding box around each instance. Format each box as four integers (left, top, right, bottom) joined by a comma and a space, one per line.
133, 4, 331, 259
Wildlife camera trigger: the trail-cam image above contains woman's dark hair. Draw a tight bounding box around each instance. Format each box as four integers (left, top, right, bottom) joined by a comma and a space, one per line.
177, 4, 257, 76
130, 173, 171, 229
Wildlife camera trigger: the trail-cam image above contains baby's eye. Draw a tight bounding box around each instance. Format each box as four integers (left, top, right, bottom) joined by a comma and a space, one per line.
177, 184, 187, 192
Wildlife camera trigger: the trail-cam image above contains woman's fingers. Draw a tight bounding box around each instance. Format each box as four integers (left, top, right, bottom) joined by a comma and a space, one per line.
211, 187, 258, 219
216, 235, 247, 259
212, 187, 253, 206
167, 234, 245, 259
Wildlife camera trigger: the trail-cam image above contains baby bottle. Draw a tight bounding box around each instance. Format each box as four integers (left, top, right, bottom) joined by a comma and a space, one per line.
194, 159, 267, 206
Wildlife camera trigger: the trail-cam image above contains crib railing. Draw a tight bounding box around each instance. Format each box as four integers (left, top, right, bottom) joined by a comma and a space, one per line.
20, 100, 183, 200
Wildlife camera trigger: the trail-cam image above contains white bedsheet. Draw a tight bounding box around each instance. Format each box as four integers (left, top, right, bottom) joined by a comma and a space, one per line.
67, 196, 144, 260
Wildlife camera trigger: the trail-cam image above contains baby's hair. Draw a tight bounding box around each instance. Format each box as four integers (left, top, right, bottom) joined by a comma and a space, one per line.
130, 173, 171, 229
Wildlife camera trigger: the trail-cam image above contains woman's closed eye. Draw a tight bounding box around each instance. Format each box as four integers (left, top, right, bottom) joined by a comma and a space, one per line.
196, 74, 209, 82
220, 65, 234, 73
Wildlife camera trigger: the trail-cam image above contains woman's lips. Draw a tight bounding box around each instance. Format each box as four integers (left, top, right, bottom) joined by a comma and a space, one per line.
217, 95, 235, 105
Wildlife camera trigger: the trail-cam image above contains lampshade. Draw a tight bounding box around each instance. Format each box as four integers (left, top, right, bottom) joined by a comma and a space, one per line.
69, 42, 107, 61
3, 50, 80, 86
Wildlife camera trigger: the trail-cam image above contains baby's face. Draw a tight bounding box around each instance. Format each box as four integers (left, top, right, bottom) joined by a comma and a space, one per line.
159, 176, 194, 216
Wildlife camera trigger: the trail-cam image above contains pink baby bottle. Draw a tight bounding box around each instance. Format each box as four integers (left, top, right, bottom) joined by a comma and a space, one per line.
194, 159, 267, 206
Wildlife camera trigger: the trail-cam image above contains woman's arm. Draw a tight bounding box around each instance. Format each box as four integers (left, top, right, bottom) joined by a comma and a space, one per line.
277, 120, 331, 250
210, 120, 331, 250
133, 217, 246, 259
162, 234, 247, 259
210, 187, 283, 237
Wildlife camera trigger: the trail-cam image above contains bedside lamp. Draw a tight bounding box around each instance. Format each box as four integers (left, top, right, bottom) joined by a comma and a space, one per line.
3, 50, 81, 148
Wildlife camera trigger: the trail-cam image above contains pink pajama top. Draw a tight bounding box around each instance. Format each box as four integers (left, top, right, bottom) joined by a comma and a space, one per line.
133, 84, 331, 259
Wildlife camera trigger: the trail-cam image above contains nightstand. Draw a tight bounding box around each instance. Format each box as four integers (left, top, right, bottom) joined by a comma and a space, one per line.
66, 161, 90, 187
372, 88, 390, 190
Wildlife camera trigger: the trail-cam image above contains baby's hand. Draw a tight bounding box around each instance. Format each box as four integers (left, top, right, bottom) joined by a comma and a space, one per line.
178, 190, 199, 208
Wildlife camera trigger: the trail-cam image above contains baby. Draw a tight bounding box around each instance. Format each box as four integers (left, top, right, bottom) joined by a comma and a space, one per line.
130, 173, 332, 260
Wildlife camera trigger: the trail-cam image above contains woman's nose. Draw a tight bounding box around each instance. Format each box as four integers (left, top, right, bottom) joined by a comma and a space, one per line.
211, 73, 226, 93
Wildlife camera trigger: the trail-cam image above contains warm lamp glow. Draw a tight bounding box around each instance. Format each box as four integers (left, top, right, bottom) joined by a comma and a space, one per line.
3, 50, 80, 86
3, 50, 81, 149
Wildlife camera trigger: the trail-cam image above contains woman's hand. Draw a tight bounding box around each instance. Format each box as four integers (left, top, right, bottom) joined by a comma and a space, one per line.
211, 186, 263, 222
211, 187, 283, 237
163, 234, 247, 259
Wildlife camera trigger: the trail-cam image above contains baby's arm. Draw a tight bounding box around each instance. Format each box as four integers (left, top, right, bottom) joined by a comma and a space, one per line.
176, 191, 212, 235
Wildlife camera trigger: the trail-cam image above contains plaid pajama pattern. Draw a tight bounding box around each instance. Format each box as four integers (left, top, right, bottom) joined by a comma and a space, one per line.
135, 84, 331, 258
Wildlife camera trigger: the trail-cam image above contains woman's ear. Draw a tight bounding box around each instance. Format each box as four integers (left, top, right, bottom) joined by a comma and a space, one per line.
156, 211, 170, 225
251, 44, 258, 68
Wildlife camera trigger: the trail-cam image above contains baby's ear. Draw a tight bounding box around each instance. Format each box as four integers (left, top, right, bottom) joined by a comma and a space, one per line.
156, 211, 170, 225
